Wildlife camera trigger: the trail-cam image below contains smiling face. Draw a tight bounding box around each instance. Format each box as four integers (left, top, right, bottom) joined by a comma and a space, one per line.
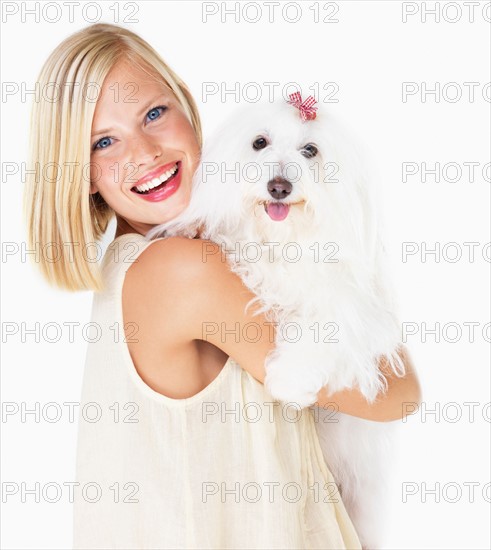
89, 59, 201, 236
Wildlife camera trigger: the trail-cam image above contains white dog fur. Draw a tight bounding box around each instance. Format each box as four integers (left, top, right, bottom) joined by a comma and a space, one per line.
146, 98, 406, 549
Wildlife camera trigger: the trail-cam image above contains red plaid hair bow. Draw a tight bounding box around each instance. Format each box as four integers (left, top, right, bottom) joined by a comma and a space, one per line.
287, 91, 317, 122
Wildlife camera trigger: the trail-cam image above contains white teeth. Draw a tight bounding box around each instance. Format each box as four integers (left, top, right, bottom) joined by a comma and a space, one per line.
134, 163, 178, 193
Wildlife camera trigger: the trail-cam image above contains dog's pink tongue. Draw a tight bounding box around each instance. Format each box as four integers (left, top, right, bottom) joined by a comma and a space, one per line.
266, 202, 290, 221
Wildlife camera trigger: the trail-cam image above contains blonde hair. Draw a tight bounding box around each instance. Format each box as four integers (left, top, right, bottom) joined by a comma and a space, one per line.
23, 23, 202, 292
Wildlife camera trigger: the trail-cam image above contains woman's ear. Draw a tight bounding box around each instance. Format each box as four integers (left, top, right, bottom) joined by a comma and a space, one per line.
89, 182, 98, 194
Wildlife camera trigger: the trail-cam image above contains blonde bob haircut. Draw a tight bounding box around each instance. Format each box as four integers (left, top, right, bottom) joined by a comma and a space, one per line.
23, 23, 202, 292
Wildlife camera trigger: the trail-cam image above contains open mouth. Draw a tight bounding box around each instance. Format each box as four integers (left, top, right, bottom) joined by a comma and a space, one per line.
259, 200, 306, 221
131, 162, 180, 195
264, 201, 290, 221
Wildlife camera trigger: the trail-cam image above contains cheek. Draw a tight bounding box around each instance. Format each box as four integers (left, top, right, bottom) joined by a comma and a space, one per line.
90, 156, 123, 194
90, 158, 110, 190
171, 113, 200, 155
90, 161, 104, 189
124, 163, 140, 187
92, 153, 131, 183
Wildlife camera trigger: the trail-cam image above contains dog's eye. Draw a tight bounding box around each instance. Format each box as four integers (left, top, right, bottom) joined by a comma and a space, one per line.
252, 137, 268, 151
301, 143, 318, 158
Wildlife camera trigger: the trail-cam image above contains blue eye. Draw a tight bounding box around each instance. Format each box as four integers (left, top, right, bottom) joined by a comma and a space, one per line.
93, 137, 113, 150
146, 106, 166, 122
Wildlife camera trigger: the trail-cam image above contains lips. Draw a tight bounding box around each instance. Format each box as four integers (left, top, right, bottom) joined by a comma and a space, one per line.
131, 161, 180, 194
130, 161, 183, 203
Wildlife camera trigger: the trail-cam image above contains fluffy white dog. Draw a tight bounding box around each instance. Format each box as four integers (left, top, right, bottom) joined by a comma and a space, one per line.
146, 96, 406, 549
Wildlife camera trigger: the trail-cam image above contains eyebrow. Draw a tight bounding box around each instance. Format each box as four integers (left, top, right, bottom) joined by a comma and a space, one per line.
91, 94, 169, 138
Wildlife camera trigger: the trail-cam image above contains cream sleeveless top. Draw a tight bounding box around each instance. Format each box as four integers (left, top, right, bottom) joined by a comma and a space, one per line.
73, 233, 361, 550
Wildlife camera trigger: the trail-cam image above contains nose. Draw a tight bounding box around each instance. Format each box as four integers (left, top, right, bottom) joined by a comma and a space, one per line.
130, 133, 161, 165
267, 177, 292, 200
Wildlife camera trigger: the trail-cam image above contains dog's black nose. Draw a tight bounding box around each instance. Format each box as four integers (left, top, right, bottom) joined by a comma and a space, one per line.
267, 177, 292, 200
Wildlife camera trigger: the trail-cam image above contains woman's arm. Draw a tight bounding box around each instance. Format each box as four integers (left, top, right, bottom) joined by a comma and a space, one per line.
314, 345, 422, 422
135, 237, 421, 420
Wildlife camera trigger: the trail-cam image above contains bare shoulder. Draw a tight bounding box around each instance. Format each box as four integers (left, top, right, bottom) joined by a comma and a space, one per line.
121, 237, 234, 398
124, 236, 251, 338
124, 236, 273, 384
128, 237, 238, 298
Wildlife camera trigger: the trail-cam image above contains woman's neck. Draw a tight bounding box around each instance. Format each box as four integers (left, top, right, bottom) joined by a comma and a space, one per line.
114, 217, 148, 239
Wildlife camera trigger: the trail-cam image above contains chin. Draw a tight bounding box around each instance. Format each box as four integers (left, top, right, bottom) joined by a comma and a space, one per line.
147, 98, 405, 549
153, 185, 192, 227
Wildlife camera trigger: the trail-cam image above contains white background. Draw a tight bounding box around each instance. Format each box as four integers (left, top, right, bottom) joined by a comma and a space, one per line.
1, 1, 490, 549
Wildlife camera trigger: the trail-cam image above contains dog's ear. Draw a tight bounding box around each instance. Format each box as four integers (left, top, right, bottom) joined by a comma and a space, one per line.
308, 110, 381, 267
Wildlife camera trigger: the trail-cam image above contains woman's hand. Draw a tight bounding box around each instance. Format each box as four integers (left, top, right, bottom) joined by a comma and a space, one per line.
314, 345, 422, 422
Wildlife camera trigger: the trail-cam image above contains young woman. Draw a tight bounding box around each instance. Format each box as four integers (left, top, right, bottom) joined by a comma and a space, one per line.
24, 23, 421, 550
